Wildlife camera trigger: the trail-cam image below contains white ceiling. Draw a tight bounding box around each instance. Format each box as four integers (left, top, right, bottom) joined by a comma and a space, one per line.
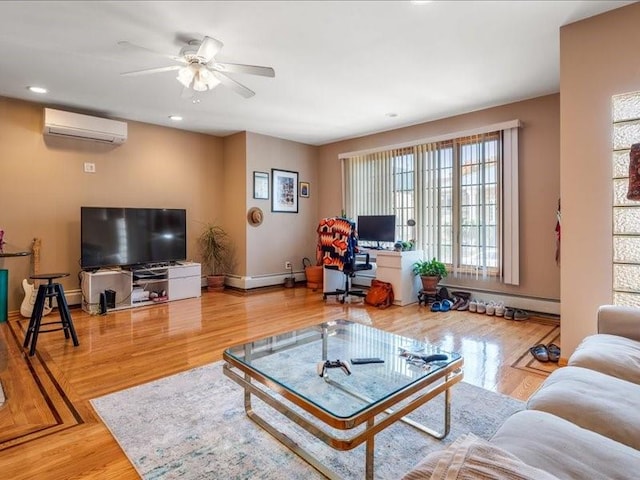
0, 1, 634, 145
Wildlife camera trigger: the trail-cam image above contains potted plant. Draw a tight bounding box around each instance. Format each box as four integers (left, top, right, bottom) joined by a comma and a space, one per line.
412, 257, 448, 293
198, 223, 233, 292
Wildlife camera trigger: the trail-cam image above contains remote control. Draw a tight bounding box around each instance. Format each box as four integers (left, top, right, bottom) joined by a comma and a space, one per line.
350, 358, 385, 364
418, 353, 448, 362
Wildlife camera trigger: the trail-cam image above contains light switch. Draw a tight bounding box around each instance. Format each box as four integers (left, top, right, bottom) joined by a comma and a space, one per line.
84, 162, 96, 173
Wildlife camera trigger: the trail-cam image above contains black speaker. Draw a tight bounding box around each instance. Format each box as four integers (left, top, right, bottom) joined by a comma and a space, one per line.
104, 289, 116, 309
99, 292, 107, 315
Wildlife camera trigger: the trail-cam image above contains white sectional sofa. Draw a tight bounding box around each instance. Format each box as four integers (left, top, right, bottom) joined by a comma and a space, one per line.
401, 305, 640, 479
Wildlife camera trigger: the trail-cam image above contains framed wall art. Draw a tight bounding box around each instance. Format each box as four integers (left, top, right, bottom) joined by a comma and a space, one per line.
299, 182, 310, 198
253, 171, 269, 200
271, 168, 298, 213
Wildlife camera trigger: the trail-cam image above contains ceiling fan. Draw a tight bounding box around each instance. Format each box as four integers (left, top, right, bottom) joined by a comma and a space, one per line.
119, 36, 275, 98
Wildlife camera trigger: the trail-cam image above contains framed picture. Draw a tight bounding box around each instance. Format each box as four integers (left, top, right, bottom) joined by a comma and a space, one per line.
253, 171, 269, 200
271, 168, 298, 213
299, 182, 310, 198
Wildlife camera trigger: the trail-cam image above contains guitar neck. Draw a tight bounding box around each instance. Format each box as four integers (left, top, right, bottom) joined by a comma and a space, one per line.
32, 238, 41, 278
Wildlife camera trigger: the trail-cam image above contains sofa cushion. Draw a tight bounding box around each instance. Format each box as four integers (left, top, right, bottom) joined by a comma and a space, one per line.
401, 433, 558, 480
491, 410, 640, 480
568, 333, 640, 385
527, 366, 640, 449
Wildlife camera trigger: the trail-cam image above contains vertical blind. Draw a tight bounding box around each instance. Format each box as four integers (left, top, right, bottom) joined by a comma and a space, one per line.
342, 122, 520, 285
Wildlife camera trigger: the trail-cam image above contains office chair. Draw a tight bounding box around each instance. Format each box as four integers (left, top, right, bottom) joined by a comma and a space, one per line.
317, 217, 372, 303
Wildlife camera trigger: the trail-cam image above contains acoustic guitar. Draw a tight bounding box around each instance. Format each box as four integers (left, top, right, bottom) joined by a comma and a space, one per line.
20, 238, 52, 318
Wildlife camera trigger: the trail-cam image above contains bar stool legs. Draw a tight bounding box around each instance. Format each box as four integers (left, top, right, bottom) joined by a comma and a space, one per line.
23, 282, 79, 356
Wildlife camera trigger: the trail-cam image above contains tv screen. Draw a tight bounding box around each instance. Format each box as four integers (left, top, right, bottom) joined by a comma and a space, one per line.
357, 215, 396, 244
81, 207, 187, 269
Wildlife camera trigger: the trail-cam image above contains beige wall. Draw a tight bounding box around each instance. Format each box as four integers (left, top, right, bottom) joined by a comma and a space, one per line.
223, 132, 247, 275
245, 132, 319, 277
0, 96, 224, 311
318, 95, 561, 301
560, 2, 640, 355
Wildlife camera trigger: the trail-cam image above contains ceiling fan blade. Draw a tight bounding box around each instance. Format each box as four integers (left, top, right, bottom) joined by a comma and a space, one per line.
196, 36, 223, 63
117, 41, 186, 63
121, 65, 182, 77
212, 62, 275, 78
213, 71, 255, 98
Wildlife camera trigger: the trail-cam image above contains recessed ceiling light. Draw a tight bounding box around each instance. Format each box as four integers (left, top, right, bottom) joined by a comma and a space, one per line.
169, 115, 183, 121
27, 86, 48, 94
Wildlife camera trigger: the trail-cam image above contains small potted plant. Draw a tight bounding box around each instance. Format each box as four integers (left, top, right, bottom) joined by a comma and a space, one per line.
412, 257, 448, 293
198, 223, 233, 292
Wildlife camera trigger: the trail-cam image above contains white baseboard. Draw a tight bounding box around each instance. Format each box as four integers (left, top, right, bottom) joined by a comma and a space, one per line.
221, 272, 306, 290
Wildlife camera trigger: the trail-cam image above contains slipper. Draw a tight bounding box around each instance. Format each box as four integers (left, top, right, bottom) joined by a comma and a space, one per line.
440, 299, 454, 312
431, 301, 441, 312
547, 343, 561, 363
530, 344, 549, 362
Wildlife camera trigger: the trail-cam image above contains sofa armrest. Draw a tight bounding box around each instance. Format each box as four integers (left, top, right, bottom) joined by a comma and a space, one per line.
598, 305, 640, 341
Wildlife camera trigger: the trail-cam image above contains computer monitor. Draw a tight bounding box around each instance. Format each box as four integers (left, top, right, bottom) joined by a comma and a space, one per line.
357, 215, 396, 248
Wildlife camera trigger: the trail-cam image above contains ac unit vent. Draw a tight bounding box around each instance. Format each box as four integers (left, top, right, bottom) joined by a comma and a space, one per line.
43, 108, 127, 144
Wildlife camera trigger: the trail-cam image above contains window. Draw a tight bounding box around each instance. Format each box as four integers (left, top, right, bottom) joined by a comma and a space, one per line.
612, 91, 640, 306
342, 122, 519, 284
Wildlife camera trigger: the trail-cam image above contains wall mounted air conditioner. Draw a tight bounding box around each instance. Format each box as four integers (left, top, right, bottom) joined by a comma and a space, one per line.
43, 108, 128, 144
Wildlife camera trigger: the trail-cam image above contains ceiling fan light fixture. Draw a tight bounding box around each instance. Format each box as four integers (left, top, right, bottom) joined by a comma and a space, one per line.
177, 65, 195, 88
177, 64, 220, 91
198, 67, 221, 90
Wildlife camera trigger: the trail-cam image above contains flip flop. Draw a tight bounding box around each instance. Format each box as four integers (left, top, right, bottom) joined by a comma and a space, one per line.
547, 343, 561, 363
529, 343, 549, 362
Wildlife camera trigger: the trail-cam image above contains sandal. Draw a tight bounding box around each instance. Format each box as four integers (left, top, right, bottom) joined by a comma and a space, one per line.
529, 344, 549, 362
547, 343, 561, 363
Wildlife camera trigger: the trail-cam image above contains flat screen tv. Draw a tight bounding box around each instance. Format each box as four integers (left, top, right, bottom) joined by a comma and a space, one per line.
81, 207, 187, 270
357, 215, 396, 247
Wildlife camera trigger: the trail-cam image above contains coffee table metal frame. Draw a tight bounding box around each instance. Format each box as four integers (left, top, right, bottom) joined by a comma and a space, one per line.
223, 323, 463, 479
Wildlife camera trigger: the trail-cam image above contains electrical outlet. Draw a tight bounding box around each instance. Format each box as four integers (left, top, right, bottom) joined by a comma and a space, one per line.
84, 162, 96, 173
285, 261, 292, 270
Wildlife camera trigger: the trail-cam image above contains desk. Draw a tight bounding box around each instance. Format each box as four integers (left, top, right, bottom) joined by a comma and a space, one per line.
0, 251, 30, 322
323, 250, 423, 306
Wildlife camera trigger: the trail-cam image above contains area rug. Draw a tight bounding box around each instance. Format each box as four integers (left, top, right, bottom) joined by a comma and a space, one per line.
91, 361, 524, 480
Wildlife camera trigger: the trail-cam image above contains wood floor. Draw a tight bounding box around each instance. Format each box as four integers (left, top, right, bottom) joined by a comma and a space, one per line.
0, 287, 559, 479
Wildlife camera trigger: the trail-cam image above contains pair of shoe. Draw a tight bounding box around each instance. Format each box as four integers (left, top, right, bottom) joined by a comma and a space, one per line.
505, 308, 529, 321
431, 299, 454, 312
529, 343, 560, 362
450, 296, 470, 311
469, 299, 489, 314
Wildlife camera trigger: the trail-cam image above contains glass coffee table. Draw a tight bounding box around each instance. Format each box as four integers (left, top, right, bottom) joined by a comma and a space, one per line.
223, 320, 463, 479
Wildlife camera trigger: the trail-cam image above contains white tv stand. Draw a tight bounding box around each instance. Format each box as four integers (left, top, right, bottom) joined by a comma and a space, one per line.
80, 262, 201, 314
